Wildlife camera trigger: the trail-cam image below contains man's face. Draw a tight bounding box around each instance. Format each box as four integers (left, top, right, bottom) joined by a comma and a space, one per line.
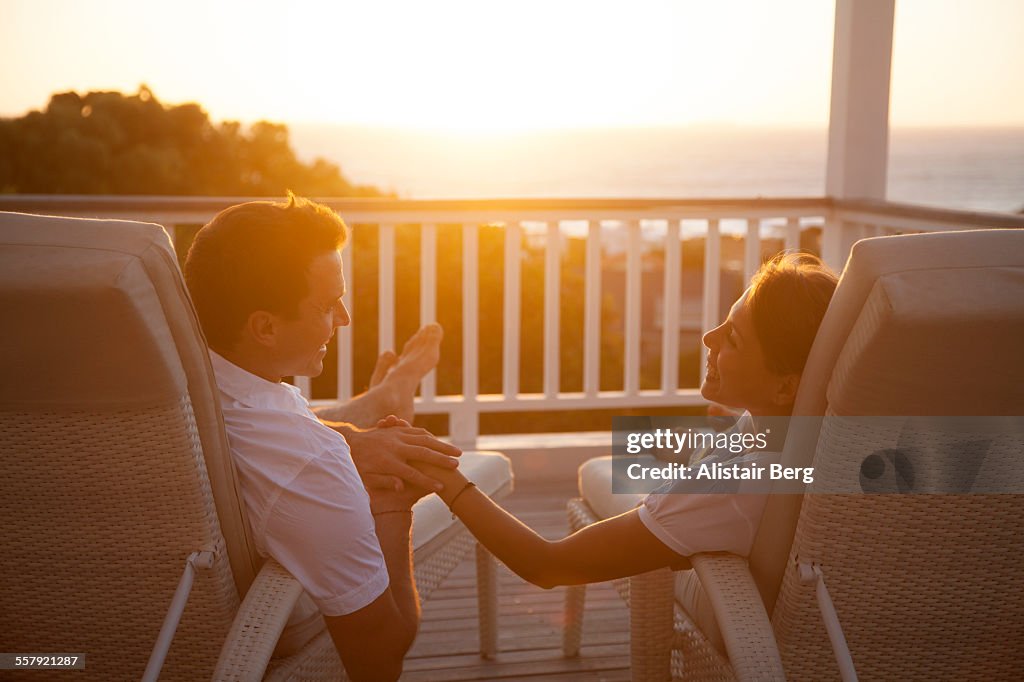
272, 250, 350, 378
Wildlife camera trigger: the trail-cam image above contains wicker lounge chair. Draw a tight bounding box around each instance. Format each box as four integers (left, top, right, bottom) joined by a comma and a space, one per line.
565, 229, 1024, 681
0, 211, 512, 681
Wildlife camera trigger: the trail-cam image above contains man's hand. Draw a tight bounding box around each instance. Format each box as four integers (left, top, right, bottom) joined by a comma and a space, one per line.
340, 421, 461, 493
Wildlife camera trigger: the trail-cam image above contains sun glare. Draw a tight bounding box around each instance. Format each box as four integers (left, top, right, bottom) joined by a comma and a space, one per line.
2, 0, 1022, 131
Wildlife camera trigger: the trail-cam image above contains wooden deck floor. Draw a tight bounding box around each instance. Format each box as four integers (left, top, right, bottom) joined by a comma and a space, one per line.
402, 479, 632, 682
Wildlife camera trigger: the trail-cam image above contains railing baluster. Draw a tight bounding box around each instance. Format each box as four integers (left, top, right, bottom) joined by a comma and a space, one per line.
378, 223, 395, 355
336, 242, 354, 402
452, 222, 479, 448
503, 221, 521, 399
294, 375, 312, 397
583, 221, 602, 397
544, 221, 561, 398
624, 220, 642, 396
661, 220, 681, 394
420, 223, 437, 401
785, 217, 801, 253
822, 215, 860, 272
701, 219, 721, 386
462, 223, 479, 402
744, 217, 761, 283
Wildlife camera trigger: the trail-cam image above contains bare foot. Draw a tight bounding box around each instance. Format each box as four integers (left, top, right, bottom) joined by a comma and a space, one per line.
388, 323, 443, 394
369, 350, 398, 388
315, 324, 443, 428
365, 323, 443, 423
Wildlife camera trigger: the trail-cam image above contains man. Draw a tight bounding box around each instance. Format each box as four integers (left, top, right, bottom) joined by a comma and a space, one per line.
184, 194, 457, 681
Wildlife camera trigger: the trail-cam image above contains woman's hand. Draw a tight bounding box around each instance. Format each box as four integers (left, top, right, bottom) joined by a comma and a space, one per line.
341, 421, 461, 493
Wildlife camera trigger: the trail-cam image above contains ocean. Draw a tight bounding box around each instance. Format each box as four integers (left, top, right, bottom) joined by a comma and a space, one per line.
290, 125, 1024, 214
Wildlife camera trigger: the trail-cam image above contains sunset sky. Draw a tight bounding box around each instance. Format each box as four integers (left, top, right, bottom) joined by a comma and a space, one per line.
2, 0, 1022, 131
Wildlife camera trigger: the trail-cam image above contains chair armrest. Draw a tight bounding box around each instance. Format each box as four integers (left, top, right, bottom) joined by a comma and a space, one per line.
212, 558, 305, 681
690, 553, 786, 681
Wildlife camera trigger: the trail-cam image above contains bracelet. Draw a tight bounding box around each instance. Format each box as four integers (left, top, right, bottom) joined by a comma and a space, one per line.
447, 481, 476, 517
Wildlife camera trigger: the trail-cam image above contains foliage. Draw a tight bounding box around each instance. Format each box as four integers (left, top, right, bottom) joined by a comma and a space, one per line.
0, 86, 384, 196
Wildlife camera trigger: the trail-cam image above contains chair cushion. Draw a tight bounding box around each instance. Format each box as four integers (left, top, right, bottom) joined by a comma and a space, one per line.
578, 456, 726, 654
577, 455, 646, 519
828, 266, 1024, 416
413, 450, 513, 550
676, 569, 726, 655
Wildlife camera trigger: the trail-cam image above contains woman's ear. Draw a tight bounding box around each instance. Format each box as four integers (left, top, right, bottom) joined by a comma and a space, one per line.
774, 372, 801, 406
246, 310, 278, 348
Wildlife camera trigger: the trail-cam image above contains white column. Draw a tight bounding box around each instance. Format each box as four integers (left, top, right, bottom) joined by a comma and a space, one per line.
826, 0, 895, 199
824, 0, 895, 271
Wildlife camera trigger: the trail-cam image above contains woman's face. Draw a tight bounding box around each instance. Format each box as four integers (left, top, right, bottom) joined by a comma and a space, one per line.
701, 289, 796, 416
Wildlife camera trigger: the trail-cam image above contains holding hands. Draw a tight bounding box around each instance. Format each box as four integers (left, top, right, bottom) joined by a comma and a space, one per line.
339, 415, 462, 511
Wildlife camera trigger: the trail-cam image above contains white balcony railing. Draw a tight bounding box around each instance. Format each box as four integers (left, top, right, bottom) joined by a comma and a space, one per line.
4, 195, 1021, 446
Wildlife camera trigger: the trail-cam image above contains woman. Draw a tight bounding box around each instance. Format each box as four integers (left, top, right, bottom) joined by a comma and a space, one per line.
413, 252, 837, 588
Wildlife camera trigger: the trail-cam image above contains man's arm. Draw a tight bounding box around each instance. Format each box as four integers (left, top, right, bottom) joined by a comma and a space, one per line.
324, 486, 427, 681
324, 512, 418, 681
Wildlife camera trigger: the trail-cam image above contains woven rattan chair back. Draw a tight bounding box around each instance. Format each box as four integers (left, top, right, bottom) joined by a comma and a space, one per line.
0, 212, 259, 680
753, 229, 1024, 679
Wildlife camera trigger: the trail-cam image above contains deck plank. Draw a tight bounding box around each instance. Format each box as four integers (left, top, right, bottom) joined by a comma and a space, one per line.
401, 479, 631, 681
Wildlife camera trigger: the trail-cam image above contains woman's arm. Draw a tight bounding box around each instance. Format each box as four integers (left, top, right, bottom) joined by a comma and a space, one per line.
415, 462, 690, 589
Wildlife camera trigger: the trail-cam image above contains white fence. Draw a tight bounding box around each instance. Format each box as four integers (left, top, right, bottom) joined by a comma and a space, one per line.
4, 195, 1020, 446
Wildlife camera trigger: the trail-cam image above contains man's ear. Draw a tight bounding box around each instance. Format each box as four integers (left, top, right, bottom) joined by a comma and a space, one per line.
774, 372, 801, 406
246, 310, 278, 348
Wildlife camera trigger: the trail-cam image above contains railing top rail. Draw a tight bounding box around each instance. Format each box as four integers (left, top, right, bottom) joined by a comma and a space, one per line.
835, 198, 1024, 230
0, 194, 834, 215
6, 194, 1020, 229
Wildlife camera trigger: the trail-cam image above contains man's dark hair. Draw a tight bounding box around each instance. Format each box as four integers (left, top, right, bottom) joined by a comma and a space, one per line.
184, 193, 349, 351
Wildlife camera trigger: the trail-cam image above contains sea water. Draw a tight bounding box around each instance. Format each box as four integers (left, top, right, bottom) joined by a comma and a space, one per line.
291, 124, 1024, 214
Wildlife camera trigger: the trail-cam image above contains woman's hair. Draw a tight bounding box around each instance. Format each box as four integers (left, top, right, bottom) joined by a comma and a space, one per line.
746, 252, 838, 375
184, 193, 349, 351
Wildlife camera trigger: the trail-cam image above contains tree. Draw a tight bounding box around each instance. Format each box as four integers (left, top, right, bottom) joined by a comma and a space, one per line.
0, 86, 386, 197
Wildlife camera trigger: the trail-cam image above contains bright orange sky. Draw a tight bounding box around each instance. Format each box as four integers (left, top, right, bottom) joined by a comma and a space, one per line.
2, 0, 1022, 130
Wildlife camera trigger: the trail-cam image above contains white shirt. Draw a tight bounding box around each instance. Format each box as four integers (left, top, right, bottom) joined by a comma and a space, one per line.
210, 351, 388, 617
638, 412, 780, 557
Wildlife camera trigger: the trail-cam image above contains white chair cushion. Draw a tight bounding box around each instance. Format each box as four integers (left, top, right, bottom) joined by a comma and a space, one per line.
578, 456, 726, 653
577, 455, 646, 519
412, 450, 513, 550
828, 265, 1024, 416
675, 569, 726, 655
